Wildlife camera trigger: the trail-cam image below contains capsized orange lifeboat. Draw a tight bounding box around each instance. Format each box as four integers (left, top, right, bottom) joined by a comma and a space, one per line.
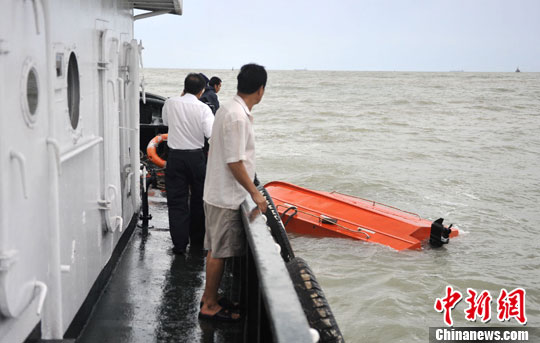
264, 181, 458, 251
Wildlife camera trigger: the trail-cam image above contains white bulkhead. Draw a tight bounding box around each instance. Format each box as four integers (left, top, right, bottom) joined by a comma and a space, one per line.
0, 1, 182, 341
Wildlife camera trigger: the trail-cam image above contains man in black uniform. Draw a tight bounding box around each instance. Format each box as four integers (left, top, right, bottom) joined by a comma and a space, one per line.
162, 73, 214, 254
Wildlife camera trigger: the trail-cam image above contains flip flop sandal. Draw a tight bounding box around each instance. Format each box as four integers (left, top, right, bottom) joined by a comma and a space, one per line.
198, 307, 241, 322
217, 297, 241, 311
200, 297, 241, 311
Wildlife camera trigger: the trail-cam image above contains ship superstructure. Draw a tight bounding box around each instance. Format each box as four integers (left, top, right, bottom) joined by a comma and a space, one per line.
0, 1, 182, 341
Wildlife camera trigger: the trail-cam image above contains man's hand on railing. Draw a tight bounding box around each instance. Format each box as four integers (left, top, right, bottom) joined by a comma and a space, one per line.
248, 191, 267, 221
251, 191, 267, 214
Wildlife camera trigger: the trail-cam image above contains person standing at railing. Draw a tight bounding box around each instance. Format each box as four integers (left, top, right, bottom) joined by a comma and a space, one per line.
199, 64, 268, 322
200, 76, 222, 114
200, 76, 222, 157
162, 73, 214, 255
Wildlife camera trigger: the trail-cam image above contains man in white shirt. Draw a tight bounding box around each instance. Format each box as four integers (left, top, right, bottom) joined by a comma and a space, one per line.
199, 64, 268, 322
162, 73, 214, 254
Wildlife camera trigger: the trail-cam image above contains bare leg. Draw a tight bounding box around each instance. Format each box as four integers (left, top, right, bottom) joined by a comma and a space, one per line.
200, 251, 239, 319
201, 250, 224, 313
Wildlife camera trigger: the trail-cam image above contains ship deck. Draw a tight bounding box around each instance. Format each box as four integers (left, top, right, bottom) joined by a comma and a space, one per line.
77, 197, 243, 343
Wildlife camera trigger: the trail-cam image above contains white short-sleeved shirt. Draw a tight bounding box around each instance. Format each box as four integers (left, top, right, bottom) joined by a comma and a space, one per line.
162, 93, 214, 149
203, 95, 256, 209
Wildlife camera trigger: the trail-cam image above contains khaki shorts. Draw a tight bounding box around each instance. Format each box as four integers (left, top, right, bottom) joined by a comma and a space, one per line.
203, 202, 246, 258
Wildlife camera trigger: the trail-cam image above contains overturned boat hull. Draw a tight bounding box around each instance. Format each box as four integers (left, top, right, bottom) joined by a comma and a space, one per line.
265, 181, 458, 251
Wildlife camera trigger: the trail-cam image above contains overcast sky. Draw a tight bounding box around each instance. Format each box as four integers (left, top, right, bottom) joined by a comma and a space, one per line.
135, 0, 540, 72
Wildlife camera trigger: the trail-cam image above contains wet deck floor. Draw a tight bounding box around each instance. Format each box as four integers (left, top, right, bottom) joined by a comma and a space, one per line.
77, 197, 243, 343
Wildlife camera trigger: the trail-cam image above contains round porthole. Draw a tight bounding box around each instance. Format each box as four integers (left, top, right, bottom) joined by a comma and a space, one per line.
26, 68, 39, 116
67, 52, 80, 129
21, 59, 39, 128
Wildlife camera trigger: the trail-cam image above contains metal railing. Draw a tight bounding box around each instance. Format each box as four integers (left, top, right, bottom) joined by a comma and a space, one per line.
240, 199, 314, 343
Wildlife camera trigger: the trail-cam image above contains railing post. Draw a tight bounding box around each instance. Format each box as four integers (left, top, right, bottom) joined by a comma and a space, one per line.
138, 167, 153, 228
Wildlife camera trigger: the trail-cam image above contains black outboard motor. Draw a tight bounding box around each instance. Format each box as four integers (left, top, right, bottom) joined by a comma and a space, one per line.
429, 218, 453, 248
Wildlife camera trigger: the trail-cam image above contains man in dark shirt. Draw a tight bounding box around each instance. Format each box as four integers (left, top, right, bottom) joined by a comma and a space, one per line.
199, 76, 222, 114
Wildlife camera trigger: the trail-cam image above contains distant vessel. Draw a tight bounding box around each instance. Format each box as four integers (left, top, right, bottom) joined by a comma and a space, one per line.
515, 67, 521, 72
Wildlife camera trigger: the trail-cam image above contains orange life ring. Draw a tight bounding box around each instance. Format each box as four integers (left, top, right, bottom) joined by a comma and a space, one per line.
146, 133, 168, 168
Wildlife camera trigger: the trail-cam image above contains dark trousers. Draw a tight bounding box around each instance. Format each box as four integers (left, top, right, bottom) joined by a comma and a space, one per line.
165, 149, 206, 251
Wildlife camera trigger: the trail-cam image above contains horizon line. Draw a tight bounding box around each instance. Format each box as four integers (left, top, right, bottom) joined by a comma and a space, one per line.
142, 66, 538, 73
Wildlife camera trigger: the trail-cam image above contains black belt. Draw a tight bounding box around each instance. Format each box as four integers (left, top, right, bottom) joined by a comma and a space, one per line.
169, 148, 203, 153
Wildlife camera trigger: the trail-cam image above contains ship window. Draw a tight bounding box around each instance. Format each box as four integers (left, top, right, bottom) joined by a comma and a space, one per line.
26, 68, 39, 116
67, 52, 80, 129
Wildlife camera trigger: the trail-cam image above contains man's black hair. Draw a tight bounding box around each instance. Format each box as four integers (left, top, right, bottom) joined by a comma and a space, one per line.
209, 76, 222, 87
184, 73, 206, 95
237, 64, 267, 94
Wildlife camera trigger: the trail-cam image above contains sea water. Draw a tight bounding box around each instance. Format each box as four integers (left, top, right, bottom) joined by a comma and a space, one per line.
144, 69, 540, 342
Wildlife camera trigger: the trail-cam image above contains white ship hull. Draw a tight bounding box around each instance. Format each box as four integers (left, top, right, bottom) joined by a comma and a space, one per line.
0, 1, 181, 341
